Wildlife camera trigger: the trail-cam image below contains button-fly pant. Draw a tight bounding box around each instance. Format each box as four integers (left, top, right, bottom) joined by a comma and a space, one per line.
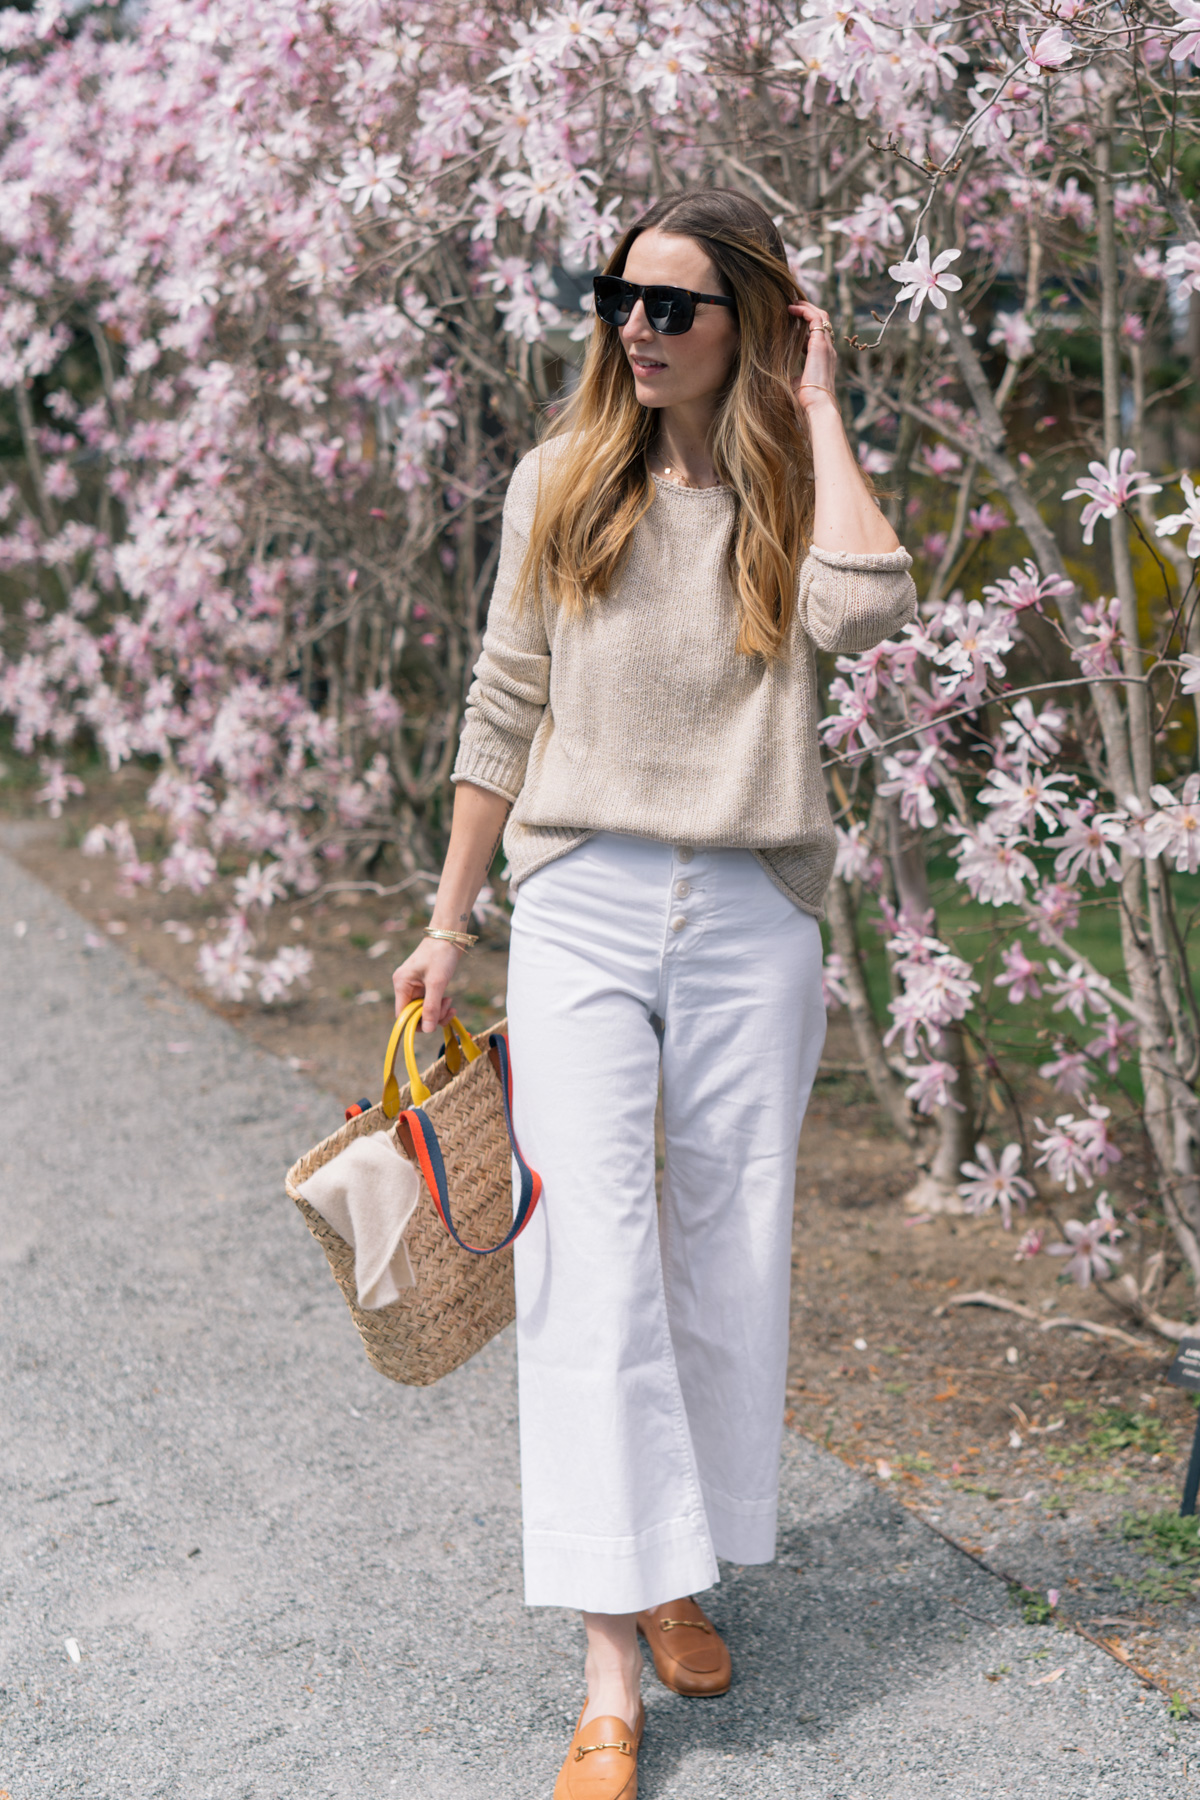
506, 832, 826, 1613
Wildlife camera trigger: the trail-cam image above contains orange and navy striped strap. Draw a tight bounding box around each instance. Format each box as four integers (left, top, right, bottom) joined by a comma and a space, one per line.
397, 1031, 542, 1256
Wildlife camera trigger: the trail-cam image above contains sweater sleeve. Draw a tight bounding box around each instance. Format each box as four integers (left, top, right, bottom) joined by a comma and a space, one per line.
795, 544, 917, 655
451, 451, 551, 803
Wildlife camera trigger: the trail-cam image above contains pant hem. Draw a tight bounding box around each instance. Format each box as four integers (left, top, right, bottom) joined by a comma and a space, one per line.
702, 1483, 778, 1565
523, 1516, 719, 1613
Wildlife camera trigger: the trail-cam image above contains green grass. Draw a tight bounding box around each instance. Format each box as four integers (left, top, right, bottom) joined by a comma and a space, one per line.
1010, 1585, 1057, 1625
1116, 1509, 1200, 1605
1120, 1509, 1200, 1567
1087, 1408, 1173, 1457
1043, 1408, 1171, 1471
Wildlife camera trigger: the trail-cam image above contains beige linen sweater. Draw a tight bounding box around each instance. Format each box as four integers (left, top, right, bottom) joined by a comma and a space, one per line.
451, 443, 917, 917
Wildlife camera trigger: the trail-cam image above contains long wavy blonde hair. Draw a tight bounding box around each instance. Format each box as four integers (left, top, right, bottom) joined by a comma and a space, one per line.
516, 189, 815, 660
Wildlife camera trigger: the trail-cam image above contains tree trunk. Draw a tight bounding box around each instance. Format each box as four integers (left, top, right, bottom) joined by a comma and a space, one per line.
825, 873, 915, 1141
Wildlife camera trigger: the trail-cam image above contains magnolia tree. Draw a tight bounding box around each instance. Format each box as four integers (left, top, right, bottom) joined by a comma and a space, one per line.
2, 0, 1200, 1329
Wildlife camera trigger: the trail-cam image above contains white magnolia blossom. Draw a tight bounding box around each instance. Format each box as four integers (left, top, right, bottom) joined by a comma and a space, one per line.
1144, 775, 1200, 873
1156, 472, 1200, 557
888, 235, 963, 321
958, 1142, 1034, 1228
950, 821, 1037, 907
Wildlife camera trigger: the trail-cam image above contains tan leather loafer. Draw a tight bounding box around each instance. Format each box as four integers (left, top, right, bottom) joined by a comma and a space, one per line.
552, 1701, 644, 1799
636, 1597, 731, 1696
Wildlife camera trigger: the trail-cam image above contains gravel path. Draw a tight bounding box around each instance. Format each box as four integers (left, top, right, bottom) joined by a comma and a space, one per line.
0, 847, 1194, 1798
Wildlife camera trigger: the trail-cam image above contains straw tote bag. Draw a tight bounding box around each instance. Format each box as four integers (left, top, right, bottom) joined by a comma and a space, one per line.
285, 998, 541, 1386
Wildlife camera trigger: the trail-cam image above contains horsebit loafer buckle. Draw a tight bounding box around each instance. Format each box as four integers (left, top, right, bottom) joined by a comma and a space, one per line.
575, 1740, 632, 1760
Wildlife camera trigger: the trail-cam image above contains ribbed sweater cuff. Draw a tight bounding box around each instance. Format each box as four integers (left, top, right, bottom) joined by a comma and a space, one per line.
808, 544, 912, 572
451, 741, 527, 803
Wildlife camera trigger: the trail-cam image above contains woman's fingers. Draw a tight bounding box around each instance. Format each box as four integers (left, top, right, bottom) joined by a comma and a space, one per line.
419, 983, 446, 1034
392, 941, 463, 1030
393, 972, 422, 1013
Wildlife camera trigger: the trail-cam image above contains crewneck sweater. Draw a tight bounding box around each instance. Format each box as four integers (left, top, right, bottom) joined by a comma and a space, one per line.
451, 442, 917, 918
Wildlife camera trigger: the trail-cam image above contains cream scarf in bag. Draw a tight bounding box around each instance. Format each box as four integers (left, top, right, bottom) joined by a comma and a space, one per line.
298, 1130, 421, 1309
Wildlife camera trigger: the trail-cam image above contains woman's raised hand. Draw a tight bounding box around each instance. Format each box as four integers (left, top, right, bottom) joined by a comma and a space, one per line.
788, 300, 838, 414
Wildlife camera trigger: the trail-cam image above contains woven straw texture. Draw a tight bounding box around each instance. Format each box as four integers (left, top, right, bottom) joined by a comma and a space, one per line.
285, 1022, 515, 1386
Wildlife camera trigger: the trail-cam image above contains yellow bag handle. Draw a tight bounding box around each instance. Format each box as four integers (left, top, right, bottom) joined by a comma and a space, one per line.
381, 998, 482, 1118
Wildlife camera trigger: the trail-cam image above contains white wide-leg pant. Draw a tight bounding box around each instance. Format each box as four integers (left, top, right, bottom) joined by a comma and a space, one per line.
506, 832, 826, 1614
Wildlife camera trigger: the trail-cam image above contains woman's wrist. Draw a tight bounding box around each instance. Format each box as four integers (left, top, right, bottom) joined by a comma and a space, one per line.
797, 386, 842, 419
424, 927, 475, 953
429, 909, 474, 933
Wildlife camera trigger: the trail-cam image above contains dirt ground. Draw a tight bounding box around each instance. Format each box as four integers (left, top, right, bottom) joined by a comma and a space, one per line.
6, 771, 1200, 1709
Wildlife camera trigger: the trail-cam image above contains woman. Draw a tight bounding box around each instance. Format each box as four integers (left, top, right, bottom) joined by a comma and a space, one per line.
393, 188, 915, 1798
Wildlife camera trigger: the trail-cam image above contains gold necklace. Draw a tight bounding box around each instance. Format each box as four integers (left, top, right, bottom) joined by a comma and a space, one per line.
649, 451, 717, 491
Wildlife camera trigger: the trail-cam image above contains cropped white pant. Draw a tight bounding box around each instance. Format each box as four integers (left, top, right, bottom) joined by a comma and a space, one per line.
506, 832, 826, 1614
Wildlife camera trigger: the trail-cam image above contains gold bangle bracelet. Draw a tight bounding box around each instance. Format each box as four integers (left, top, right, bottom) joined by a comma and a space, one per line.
424, 927, 478, 951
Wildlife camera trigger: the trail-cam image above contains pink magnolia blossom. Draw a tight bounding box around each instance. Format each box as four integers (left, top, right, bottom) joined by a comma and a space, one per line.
967, 504, 1009, 538
1032, 1115, 1091, 1192
1073, 597, 1123, 680
160, 841, 217, 896
338, 148, 406, 216
978, 764, 1072, 834
831, 194, 918, 274
1062, 449, 1162, 545
1031, 881, 1081, 945
819, 677, 881, 759
951, 821, 1037, 907
821, 952, 850, 1011
1034, 1108, 1121, 1193
957, 1142, 1034, 1228
884, 936, 979, 1058
983, 561, 1074, 615
929, 600, 1013, 696
233, 861, 287, 911
628, 31, 709, 114
1049, 803, 1123, 887
1046, 1195, 1123, 1286
1165, 242, 1200, 295
903, 1058, 963, 1116
1045, 959, 1114, 1024
1039, 1042, 1095, 1098
257, 943, 314, 1004
197, 919, 258, 1004
920, 443, 963, 479
34, 756, 83, 818
999, 698, 1067, 763
833, 820, 882, 886
1071, 1104, 1123, 1178
877, 745, 942, 829
1169, 0, 1200, 62
996, 941, 1043, 1004
988, 311, 1035, 361
1086, 1014, 1138, 1074
1019, 23, 1073, 79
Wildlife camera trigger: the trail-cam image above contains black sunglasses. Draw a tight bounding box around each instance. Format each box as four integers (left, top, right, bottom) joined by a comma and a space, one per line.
592, 275, 736, 335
